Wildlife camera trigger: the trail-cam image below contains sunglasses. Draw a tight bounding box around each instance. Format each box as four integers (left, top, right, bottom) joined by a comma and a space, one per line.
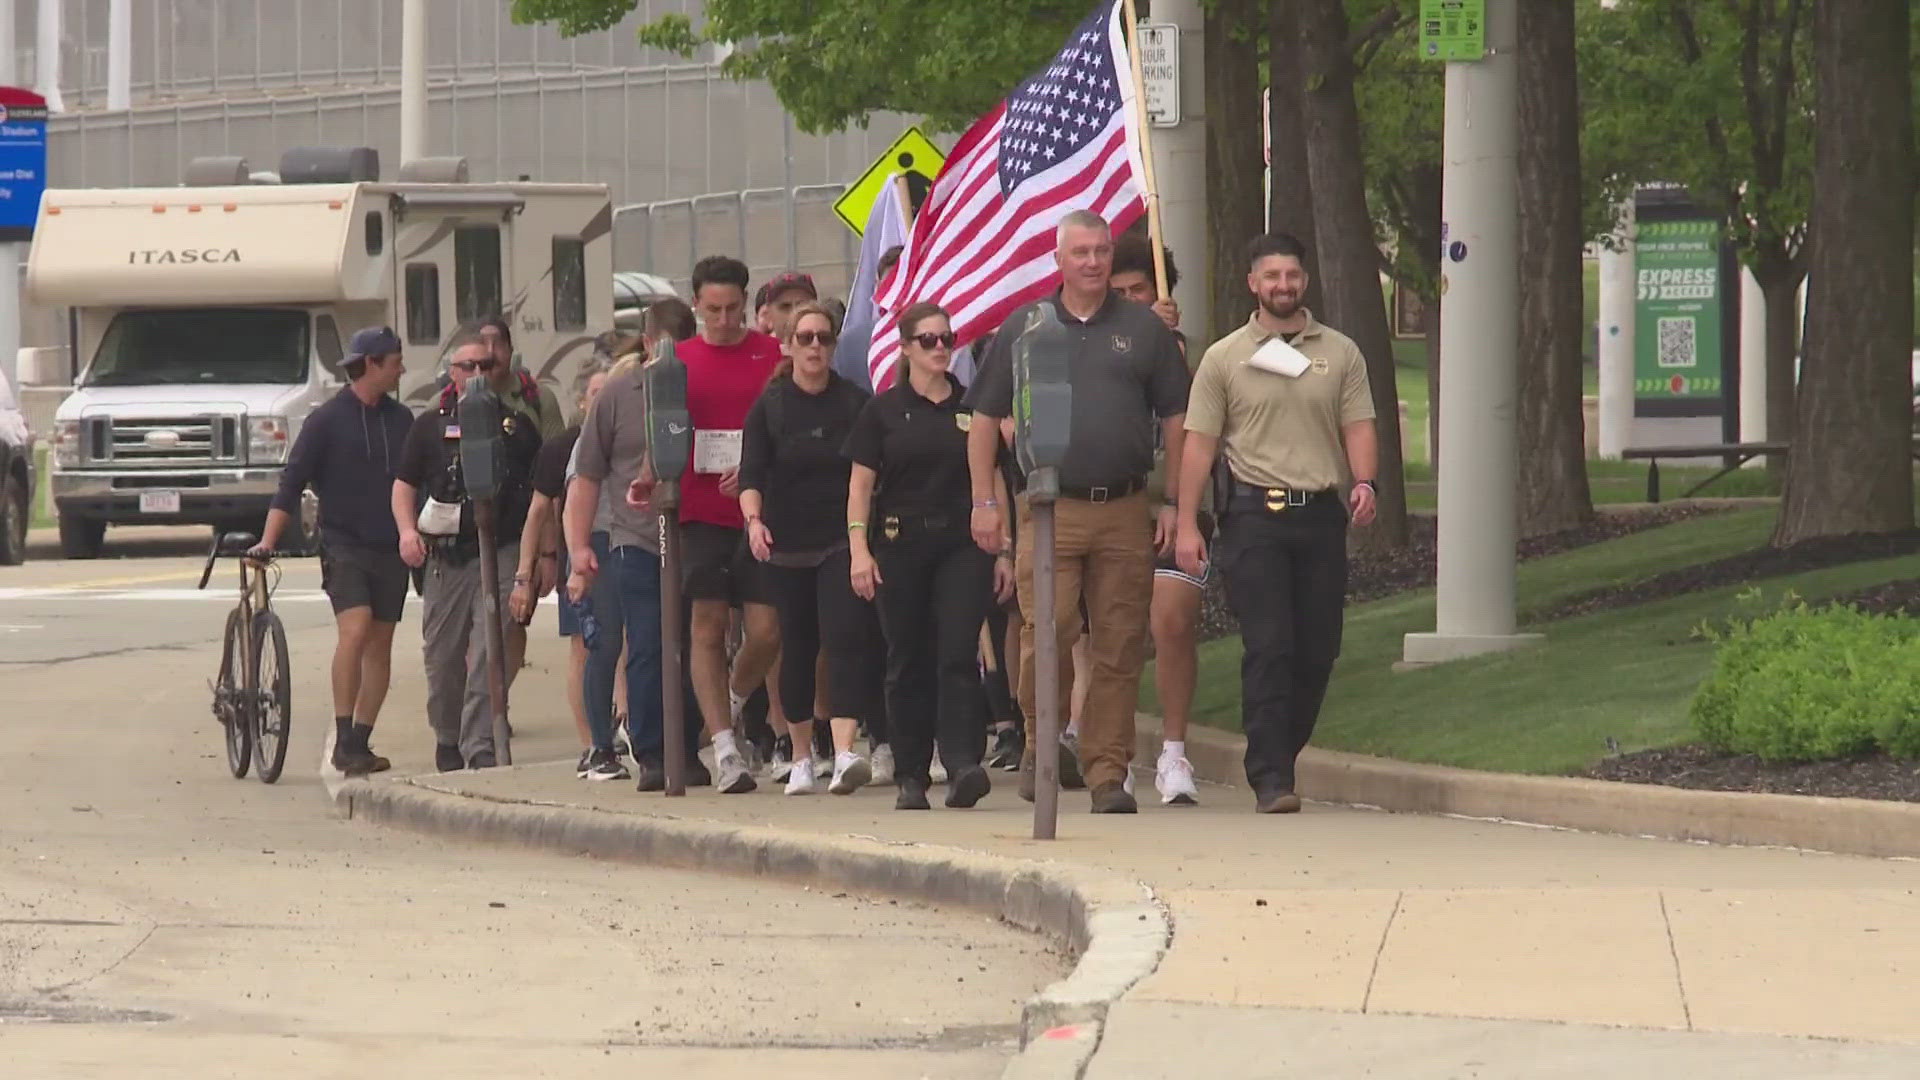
793, 330, 837, 347
909, 332, 958, 351
450, 358, 497, 374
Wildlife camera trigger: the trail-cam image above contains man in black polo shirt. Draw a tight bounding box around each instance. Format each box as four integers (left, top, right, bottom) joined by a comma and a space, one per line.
966, 209, 1192, 814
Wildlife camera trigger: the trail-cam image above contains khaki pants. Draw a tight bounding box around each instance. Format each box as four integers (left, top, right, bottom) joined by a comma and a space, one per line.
1014, 490, 1153, 789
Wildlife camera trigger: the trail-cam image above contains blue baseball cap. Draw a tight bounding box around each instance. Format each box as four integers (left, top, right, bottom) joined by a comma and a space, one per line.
348, 325, 403, 362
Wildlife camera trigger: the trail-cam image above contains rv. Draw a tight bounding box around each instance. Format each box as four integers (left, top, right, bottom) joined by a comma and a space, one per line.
27, 148, 612, 559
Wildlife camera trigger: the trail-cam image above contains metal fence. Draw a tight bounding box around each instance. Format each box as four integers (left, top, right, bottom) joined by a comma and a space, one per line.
614, 185, 860, 301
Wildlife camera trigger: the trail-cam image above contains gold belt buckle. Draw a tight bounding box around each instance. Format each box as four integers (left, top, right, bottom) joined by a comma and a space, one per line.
883, 515, 901, 541
1263, 488, 1290, 513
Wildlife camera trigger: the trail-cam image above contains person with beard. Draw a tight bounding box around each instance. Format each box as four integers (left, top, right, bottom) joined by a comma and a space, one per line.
1173, 232, 1378, 815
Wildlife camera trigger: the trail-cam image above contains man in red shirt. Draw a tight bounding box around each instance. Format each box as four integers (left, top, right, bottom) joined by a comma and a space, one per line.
680, 255, 786, 793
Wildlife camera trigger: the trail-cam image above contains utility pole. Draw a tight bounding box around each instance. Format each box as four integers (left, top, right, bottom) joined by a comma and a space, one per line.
1596, 202, 1635, 458
0, 0, 18, 400
1145, 0, 1207, 335
107, 0, 129, 111
400, 0, 427, 164
1402, 0, 1542, 666
33, 0, 59, 112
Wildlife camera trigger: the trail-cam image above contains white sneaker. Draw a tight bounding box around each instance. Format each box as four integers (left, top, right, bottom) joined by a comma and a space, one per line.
1156, 755, 1198, 806
784, 756, 816, 795
930, 756, 949, 785
870, 743, 895, 786
717, 750, 758, 794
829, 752, 872, 795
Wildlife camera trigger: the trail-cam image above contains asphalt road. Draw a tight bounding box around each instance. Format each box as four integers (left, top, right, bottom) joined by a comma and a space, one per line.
0, 527, 1061, 1078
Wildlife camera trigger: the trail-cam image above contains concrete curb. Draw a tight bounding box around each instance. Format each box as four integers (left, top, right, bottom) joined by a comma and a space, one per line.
335, 776, 1170, 1079
1136, 719, 1920, 859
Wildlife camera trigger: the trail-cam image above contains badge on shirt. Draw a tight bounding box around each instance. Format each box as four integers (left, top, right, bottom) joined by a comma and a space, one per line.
443, 424, 462, 440
883, 515, 901, 541
1310, 357, 1330, 375
954, 413, 972, 433
502, 414, 518, 436
1112, 335, 1132, 353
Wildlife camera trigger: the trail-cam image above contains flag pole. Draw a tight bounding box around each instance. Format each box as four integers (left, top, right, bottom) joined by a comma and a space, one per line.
1120, 0, 1171, 297
892, 173, 916, 227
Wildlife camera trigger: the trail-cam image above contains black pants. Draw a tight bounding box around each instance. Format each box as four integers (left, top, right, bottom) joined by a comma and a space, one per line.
1215, 496, 1347, 796
763, 549, 886, 733
982, 601, 1021, 727
873, 527, 994, 785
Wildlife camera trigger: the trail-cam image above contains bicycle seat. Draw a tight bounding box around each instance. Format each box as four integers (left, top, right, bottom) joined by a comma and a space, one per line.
219, 531, 259, 555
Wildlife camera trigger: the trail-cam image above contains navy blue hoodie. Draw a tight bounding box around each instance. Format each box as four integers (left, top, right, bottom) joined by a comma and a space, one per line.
271, 387, 414, 551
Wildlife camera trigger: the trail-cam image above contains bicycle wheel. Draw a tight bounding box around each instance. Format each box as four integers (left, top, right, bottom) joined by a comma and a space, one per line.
252, 611, 292, 784
219, 608, 252, 779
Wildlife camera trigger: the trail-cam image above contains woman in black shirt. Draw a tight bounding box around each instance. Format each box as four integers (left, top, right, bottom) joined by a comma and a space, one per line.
845, 302, 1013, 810
741, 303, 884, 796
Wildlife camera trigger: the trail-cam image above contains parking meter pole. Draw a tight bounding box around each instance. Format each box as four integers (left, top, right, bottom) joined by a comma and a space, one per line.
474, 497, 513, 766
1029, 466, 1060, 841
657, 484, 687, 797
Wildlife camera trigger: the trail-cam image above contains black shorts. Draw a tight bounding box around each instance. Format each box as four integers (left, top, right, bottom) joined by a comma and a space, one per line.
1155, 511, 1215, 589
682, 522, 766, 605
321, 542, 410, 623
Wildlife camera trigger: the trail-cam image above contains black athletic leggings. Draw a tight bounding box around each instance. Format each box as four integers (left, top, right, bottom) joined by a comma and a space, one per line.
762, 548, 885, 736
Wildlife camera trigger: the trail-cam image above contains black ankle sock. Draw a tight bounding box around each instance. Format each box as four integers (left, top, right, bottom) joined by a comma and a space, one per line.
334, 716, 352, 745
351, 722, 374, 751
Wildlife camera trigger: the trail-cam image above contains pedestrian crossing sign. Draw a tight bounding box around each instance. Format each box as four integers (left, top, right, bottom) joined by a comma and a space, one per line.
833, 127, 945, 236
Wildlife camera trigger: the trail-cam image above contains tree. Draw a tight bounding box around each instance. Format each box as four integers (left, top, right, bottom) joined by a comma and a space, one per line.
1772, 0, 1912, 543
1265, 0, 1323, 316
1514, 0, 1596, 536
511, 0, 1086, 133
1204, 0, 1265, 343
1581, 0, 1812, 469
1296, 0, 1411, 549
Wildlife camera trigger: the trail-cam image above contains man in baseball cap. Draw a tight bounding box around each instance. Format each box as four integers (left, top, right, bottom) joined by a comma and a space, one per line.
754, 271, 818, 339
254, 324, 413, 775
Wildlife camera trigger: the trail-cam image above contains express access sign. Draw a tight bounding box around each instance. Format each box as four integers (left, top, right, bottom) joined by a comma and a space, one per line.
0, 87, 48, 242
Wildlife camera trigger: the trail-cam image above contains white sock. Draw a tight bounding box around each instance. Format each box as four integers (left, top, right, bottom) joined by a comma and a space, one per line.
1162, 740, 1186, 761
728, 688, 748, 722
713, 729, 739, 760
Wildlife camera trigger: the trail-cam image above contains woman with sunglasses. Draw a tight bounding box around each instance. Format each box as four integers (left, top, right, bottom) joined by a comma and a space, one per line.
739, 303, 885, 795
845, 303, 1014, 810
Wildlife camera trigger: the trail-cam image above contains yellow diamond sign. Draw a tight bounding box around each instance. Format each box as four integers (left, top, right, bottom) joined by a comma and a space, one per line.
833, 127, 946, 236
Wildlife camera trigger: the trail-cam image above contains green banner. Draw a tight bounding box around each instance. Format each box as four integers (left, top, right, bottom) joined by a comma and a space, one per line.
1419, 0, 1486, 61
1633, 218, 1724, 400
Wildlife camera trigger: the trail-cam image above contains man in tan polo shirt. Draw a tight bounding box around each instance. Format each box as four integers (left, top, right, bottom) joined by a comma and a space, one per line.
1173, 232, 1378, 814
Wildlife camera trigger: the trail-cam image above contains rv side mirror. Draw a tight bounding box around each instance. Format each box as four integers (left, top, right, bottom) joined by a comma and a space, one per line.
643, 340, 693, 491
458, 380, 505, 501
1013, 304, 1073, 482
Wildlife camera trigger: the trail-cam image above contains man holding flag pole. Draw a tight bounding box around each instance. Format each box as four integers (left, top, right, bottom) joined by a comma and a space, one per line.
865, 0, 1184, 822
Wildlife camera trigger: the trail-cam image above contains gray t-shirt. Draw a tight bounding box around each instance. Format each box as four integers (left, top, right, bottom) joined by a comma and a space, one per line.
968, 290, 1191, 491
564, 436, 616, 534
574, 365, 661, 553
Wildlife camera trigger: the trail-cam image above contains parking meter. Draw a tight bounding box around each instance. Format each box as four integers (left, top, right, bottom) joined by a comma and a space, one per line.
1011, 302, 1074, 841
457, 380, 504, 500
641, 338, 693, 796
457, 377, 513, 764
1013, 303, 1074, 501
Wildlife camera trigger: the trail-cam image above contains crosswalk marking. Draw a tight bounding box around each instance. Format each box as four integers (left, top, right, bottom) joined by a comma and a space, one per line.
0, 587, 330, 603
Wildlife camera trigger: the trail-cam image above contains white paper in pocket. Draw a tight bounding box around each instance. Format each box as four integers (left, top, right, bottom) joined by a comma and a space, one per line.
417, 497, 462, 536
1247, 336, 1312, 378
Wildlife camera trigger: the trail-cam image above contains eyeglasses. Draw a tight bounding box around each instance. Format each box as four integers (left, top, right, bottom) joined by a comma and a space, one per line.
909, 332, 958, 351
450, 359, 497, 374
793, 330, 837, 347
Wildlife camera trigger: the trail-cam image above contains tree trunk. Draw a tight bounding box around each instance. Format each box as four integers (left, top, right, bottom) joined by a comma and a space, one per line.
1513, 0, 1594, 537
1773, 0, 1913, 544
1750, 249, 1803, 472
1204, 0, 1264, 344
1296, 0, 1410, 549
1266, 0, 1323, 316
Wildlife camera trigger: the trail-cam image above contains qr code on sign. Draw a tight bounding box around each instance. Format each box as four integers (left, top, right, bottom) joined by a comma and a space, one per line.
1657, 316, 1697, 369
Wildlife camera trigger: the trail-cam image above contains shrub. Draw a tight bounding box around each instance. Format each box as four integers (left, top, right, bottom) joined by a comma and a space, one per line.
1690, 599, 1918, 763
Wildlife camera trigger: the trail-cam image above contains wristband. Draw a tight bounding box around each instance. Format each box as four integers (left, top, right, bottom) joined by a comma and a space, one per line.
971, 497, 998, 509
1354, 480, 1376, 492
848, 522, 868, 532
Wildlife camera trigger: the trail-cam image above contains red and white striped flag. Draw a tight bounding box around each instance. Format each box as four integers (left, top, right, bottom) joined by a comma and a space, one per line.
866, 0, 1148, 390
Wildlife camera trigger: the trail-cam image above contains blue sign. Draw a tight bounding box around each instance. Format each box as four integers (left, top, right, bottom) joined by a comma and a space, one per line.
0, 89, 48, 242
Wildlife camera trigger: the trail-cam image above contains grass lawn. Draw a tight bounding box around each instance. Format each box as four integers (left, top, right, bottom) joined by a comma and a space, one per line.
1402, 457, 1781, 511
30, 445, 50, 528
1156, 509, 1920, 776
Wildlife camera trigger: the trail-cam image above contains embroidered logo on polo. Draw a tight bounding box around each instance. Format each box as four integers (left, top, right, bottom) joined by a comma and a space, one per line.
1111, 335, 1132, 353
955, 413, 973, 433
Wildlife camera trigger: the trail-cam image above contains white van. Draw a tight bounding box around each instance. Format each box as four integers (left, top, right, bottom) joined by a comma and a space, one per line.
27, 148, 612, 558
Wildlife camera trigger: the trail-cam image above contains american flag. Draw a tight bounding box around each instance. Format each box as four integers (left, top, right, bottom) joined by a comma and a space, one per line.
866, 0, 1148, 390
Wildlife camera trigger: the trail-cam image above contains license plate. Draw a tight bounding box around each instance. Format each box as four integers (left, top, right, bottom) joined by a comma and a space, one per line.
139, 490, 181, 514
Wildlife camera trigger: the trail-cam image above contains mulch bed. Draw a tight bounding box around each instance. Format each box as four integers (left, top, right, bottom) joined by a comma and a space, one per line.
1531, 531, 1920, 624
1195, 504, 1719, 643
1587, 745, 1920, 804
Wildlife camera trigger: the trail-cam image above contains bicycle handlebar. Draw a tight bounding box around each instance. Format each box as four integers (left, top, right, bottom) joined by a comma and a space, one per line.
196, 539, 309, 591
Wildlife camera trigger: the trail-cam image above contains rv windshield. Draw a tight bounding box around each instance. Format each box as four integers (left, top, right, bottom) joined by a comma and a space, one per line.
84, 308, 311, 387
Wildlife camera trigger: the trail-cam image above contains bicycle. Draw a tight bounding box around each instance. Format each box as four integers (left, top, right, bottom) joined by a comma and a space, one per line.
198, 530, 299, 783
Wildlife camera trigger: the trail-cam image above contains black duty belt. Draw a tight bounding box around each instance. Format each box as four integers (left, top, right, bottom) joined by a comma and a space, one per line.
876, 511, 962, 542
1058, 477, 1146, 504
1229, 481, 1339, 514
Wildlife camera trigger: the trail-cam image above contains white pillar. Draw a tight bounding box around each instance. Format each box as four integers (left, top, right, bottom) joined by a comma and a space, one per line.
1146, 0, 1207, 339
0, 0, 18, 398
1403, 0, 1541, 666
400, 0, 427, 164
32, 0, 58, 112
106, 0, 129, 111
1738, 265, 1766, 447
1596, 203, 1635, 459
